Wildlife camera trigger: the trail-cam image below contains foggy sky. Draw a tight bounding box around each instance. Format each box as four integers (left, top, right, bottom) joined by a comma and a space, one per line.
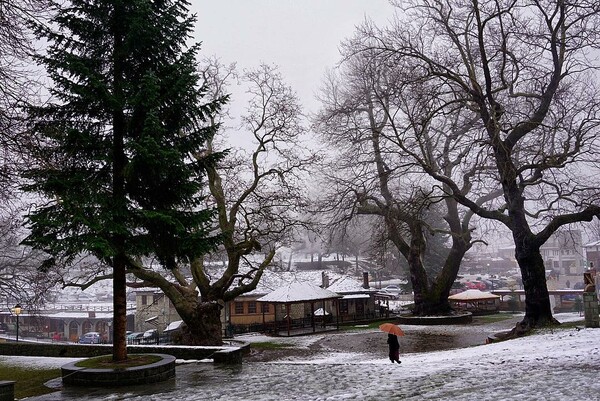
191, 1, 396, 114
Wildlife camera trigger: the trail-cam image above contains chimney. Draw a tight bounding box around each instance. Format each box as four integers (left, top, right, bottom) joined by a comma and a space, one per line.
362, 272, 369, 289
322, 271, 329, 288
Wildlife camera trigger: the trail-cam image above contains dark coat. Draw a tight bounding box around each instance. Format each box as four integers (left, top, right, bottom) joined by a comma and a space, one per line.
387, 334, 400, 351
387, 334, 400, 362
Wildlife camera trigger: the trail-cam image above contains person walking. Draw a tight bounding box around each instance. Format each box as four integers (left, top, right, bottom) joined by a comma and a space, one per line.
387, 333, 401, 364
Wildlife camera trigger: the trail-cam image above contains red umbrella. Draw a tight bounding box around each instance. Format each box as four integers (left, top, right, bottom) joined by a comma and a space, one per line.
379, 323, 405, 336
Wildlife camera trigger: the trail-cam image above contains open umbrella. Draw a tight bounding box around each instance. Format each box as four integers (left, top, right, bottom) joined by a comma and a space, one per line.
379, 323, 405, 336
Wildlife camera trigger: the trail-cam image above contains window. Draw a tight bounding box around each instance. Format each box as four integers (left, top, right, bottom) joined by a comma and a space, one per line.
141, 295, 147, 305
261, 303, 270, 313
234, 302, 244, 315
339, 300, 348, 315
356, 301, 364, 316
82, 320, 92, 334
248, 302, 257, 314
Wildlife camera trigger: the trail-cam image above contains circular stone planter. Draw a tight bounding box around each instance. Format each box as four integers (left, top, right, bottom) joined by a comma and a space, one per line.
61, 353, 175, 387
396, 311, 473, 325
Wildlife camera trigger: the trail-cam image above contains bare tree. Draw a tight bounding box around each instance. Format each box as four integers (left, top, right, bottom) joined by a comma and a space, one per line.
0, 1, 57, 311
314, 49, 492, 315
352, 0, 600, 330
326, 216, 377, 271
125, 61, 319, 344
0, 0, 50, 193
0, 203, 61, 311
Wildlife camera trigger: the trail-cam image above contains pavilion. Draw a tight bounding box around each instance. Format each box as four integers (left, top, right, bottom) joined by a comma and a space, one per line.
257, 281, 342, 336
448, 289, 501, 314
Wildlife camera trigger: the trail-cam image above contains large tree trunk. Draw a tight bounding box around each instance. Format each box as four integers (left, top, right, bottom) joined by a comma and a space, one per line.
514, 237, 555, 329
129, 265, 226, 346
405, 224, 459, 316
408, 245, 435, 315
426, 241, 469, 314
112, 254, 128, 361
410, 246, 465, 316
110, 0, 128, 362
177, 302, 223, 346
495, 137, 556, 330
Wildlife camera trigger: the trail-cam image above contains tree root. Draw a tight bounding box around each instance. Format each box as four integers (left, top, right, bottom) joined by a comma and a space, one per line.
486, 316, 561, 344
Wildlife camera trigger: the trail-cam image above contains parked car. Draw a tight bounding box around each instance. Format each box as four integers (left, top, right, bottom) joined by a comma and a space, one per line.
126, 331, 144, 344
52, 332, 66, 342
378, 287, 400, 299
465, 281, 487, 290
450, 281, 467, 294
383, 285, 402, 293
490, 279, 507, 289
480, 280, 494, 289
79, 331, 101, 344
377, 288, 398, 299
142, 329, 158, 344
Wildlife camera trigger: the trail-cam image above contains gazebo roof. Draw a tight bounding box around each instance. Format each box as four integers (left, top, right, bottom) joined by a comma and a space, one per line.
256, 281, 342, 303
448, 289, 500, 302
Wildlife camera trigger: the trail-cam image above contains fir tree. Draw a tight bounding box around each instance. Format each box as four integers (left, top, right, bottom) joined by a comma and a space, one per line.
23, 0, 224, 361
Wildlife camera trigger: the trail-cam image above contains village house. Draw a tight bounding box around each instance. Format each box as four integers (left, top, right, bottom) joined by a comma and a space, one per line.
132, 270, 394, 337
0, 301, 134, 343
584, 240, 600, 270
132, 287, 182, 335
224, 270, 393, 334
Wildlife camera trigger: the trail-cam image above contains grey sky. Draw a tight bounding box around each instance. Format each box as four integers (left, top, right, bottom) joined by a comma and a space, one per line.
192, 1, 396, 113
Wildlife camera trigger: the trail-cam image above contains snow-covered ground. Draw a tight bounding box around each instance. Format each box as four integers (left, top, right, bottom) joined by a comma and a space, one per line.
10, 313, 600, 400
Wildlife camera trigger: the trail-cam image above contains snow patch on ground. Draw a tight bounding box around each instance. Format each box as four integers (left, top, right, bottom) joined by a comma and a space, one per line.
16, 312, 600, 401
0, 356, 83, 369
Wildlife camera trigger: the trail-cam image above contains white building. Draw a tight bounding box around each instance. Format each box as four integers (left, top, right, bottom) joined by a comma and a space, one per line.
540, 230, 584, 275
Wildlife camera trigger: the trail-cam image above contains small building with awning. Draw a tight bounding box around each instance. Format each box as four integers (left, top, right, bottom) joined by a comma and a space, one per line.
256, 281, 342, 336
327, 274, 388, 321
448, 289, 500, 315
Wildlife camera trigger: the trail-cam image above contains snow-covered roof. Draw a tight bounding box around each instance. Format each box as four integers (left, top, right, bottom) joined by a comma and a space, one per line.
246, 270, 362, 296
129, 287, 164, 293
129, 265, 376, 298
341, 294, 371, 299
584, 240, 600, 247
326, 276, 372, 293
257, 281, 342, 303
47, 311, 114, 319
164, 320, 184, 332
448, 289, 500, 301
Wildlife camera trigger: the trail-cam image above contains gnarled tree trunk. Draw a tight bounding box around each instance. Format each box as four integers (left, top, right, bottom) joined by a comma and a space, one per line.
178, 302, 223, 346
514, 236, 555, 329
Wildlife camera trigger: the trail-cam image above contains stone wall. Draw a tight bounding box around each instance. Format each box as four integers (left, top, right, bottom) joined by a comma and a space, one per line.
61, 354, 176, 387
0, 342, 248, 364
0, 381, 14, 401
583, 292, 599, 328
